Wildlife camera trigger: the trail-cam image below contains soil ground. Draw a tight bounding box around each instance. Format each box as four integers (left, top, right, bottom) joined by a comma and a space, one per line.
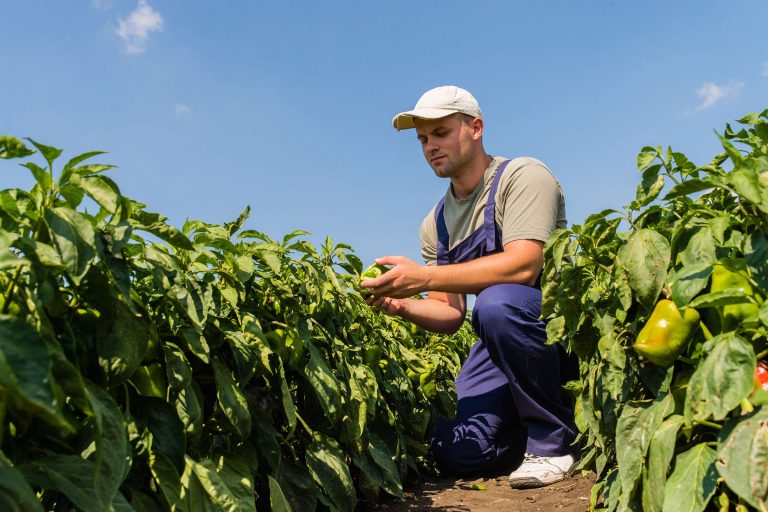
368, 471, 596, 512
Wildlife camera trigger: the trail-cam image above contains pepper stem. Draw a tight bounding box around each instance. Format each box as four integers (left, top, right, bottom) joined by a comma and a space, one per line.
693, 419, 722, 430
698, 320, 713, 341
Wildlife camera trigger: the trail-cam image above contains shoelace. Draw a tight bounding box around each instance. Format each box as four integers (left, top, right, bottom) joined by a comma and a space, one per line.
522, 453, 547, 464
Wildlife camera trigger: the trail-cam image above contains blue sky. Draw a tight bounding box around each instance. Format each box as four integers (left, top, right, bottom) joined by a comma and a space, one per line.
3, 1, 768, 268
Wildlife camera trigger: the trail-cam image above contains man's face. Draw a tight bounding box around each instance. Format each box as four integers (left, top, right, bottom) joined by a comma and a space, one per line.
414, 114, 479, 179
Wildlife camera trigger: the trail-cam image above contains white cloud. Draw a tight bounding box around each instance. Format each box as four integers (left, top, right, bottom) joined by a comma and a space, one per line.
695, 81, 743, 111
175, 104, 191, 115
116, 0, 164, 54
762, 60, 768, 77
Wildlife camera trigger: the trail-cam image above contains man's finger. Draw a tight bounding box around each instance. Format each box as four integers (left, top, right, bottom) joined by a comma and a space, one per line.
361, 272, 394, 289
375, 255, 407, 266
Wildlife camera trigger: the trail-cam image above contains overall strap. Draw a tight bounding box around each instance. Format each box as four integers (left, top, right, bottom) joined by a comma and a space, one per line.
435, 196, 449, 265
483, 159, 511, 252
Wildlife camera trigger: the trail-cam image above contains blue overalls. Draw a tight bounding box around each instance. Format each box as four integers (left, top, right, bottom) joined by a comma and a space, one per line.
430, 160, 578, 476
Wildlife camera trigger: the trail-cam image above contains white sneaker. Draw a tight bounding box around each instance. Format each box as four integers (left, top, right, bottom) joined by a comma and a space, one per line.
508, 453, 576, 489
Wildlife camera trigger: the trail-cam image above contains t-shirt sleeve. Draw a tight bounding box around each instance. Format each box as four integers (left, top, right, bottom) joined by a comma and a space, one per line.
498, 159, 565, 245
419, 207, 438, 266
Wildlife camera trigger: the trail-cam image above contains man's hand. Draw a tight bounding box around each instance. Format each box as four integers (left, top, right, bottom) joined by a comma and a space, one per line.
366, 296, 404, 315
360, 256, 429, 300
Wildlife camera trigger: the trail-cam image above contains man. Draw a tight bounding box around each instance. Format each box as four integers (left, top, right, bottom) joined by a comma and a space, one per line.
361, 85, 578, 488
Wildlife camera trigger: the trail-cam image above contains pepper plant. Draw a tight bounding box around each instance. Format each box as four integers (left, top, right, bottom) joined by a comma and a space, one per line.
0, 135, 476, 512
543, 110, 768, 511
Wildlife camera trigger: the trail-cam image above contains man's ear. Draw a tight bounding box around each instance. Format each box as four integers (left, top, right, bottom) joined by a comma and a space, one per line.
471, 117, 484, 140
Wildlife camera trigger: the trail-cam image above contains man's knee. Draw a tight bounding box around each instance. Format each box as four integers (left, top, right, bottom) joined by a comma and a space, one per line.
431, 420, 525, 476
472, 284, 542, 336
431, 431, 491, 476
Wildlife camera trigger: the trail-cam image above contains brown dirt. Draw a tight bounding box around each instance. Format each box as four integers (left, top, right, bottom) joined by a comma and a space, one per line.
368, 472, 596, 512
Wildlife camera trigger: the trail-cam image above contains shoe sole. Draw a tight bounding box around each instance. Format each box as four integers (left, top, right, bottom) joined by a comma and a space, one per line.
509, 474, 567, 489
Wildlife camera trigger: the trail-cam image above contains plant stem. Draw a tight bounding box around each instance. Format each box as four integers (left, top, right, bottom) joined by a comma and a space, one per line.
2, 266, 23, 315
295, 412, 313, 436
694, 420, 722, 430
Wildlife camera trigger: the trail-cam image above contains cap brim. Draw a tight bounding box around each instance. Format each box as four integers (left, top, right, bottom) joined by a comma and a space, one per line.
391, 107, 460, 131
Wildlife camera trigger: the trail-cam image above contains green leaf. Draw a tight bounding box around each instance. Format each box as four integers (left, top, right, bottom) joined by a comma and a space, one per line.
274, 455, 318, 512
342, 363, 372, 453
71, 174, 121, 213
637, 147, 659, 169
597, 334, 626, 400
212, 357, 251, 438
306, 432, 356, 512
351, 433, 403, 499
746, 231, 768, 293
25, 138, 62, 167
685, 332, 755, 423
303, 342, 342, 425
687, 289, 754, 309
0, 233, 28, 271
0, 136, 35, 159
140, 398, 186, 473
206, 454, 255, 512
663, 178, 716, 200
128, 203, 194, 251
617, 229, 670, 308
635, 169, 664, 206
543, 228, 571, 273
71, 163, 116, 177
671, 263, 712, 308
21, 455, 132, 512
221, 327, 259, 385
81, 268, 149, 384
171, 279, 211, 329
726, 157, 768, 213
187, 454, 256, 512
0, 316, 70, 430
163, 342, 192, 391
149, 450, 186, 512
44, 207, 97, 285
59, 151, 108, 185
174, 381, 204, 445
278, 361, 297, 432
180, 459, 218, 512
661, 444, 718, 512
680, 226, 716, 267
85, 382, 131, 510
0, 451, 44, 512
59, 183, 85, 207
178, 325, 210, 364
642, 415, 684, 512
268, 475, 293, 512
615, 395, 672, 509
233, 254, 255, 283
257, 248, 282, 274
21, 162, 51, 190
129, 490, 161, 512
224, 205, 251, 236
716, 408, 768, 510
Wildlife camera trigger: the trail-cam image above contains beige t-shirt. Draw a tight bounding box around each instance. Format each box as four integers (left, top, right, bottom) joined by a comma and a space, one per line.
419, 156, 567, 266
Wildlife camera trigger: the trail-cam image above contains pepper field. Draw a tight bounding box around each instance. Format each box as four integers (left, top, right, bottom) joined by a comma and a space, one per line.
1, 109, 767, 511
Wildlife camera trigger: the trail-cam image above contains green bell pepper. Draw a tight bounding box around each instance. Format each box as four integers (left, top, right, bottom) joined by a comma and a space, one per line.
711, 258, 761, 330
633, 299, 700, 366
358, 263, 389, 298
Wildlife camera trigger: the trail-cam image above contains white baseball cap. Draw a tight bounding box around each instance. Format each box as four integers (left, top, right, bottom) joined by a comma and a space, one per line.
392, 85, 483, 131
